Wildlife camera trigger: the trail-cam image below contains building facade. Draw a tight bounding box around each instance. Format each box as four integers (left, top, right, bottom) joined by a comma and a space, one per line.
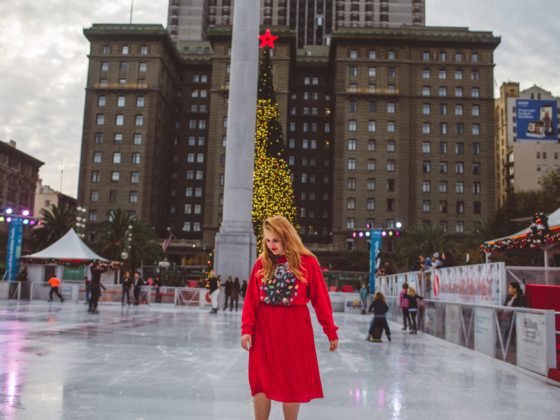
78, 23, 499, 260
34, 179, 77, 218
495, 83, 560, 207
0, 140, 43, 215
169, 0, 425, 47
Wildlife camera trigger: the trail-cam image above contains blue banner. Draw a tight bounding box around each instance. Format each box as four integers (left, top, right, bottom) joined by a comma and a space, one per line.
516, 100, 557, 141
6, 219, 23, 281
369, 230, 382, 294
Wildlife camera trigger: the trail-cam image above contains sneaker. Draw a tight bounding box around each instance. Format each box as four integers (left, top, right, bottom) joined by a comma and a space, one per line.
387, 335, 392, 342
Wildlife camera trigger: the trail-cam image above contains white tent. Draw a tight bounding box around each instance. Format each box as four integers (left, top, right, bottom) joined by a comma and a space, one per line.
21, 229, 108, 262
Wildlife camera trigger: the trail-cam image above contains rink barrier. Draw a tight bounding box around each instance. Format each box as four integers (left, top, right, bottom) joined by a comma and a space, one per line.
384, 296, 558, 380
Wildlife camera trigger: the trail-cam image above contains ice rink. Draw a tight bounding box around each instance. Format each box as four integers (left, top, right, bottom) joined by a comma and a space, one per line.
0, 301, 559, 420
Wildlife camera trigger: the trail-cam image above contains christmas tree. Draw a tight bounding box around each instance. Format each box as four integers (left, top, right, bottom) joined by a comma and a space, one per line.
252, 47, 297, 250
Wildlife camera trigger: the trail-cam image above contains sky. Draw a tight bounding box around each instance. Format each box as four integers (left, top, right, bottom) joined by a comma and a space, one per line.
0, 0, 559, 198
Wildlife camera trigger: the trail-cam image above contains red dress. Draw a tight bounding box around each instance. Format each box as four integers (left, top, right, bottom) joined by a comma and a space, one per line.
241, 255, 339, 403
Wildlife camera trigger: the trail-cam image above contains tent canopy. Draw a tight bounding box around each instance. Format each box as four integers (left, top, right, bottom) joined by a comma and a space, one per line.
21, 229, 109, 263
484, 207, 560, 247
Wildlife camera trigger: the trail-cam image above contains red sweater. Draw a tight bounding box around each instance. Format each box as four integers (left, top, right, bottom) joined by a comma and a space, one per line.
241, 255, 339, 341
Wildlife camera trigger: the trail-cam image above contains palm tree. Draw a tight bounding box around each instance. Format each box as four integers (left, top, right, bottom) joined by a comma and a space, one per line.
395, 223, 448, 270
91, 209, 161, 270
30, 204, 76, 251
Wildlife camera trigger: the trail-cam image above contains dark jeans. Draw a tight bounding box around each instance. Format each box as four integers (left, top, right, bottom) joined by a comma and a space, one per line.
49, 287, 63, 302
230, 298, 239, 311
223, 294, 230, 310
155, 288, 162, 303
409, 310, 418, 331
402, 308, 411, 329
122, 288, 130, 305
133, 287, 140, 305
369, 316, 391, 339
89, 286, 101, 312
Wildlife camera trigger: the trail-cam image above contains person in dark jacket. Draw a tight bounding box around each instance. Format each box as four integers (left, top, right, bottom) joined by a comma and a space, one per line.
367, 292, 391, 342
121, 271, 132, 306
223, 276, 233, 310
240, 280, 248, 298
208, 273, 220, 313
406, 287, 424, 334
154, 276, 162, 303
133, 272, 143, 305
230, 277, 241, 311
504, 281, 526, 307
89, 262, 108, 314
84, 276, 91, 305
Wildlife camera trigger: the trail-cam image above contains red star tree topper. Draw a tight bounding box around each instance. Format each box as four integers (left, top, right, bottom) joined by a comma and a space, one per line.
259, 28, 278, 49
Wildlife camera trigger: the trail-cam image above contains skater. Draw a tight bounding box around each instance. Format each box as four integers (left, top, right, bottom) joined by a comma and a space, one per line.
399, 282, 411, 331
230, 277, 241, 311
367, 292, 391, 342
223, 276, 233, 310
208, 271, 220, 313
359, 282, 368, 314
133, 272, 143, 305
154, 276, 162, 303
89, 262, 109, 314
241, 280, 248, 298
121, 271, 132, 306
241, 215, 338, 420
47, 276, 64, 302
406, 287, 424, 334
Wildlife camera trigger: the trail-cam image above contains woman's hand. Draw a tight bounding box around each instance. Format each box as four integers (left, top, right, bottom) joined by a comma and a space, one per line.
241, 334, 252, 351
329, 339, 338, 352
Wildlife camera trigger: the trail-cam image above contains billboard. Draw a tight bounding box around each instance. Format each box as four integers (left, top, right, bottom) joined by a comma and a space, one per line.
516, 99, 558, 141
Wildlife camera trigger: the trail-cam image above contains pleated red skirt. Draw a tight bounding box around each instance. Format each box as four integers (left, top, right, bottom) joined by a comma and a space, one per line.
249, 304, 323, 403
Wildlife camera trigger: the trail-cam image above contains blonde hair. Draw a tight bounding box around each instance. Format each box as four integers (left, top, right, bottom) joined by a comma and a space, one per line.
407, 287, 417, 297
258, 215, 315, 283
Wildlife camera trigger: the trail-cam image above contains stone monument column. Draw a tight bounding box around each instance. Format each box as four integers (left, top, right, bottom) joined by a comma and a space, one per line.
213, 0, 260, 281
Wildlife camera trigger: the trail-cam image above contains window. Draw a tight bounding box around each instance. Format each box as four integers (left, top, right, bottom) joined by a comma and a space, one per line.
440, 123, 448, 135
119, 62, 128, 72
346, 218, 355, 229
422, 123, 431, 134
349, 66, 358, 77
346, 198, 356, 210
456, 123, 464, 135
456, 181, 464, 193
387, 121, 396, 133
367, 179, 375, 191
368, 67, 376, 78
422, 69, 431, 79
93, 152, 102, 163
387, 102, 395, 113
439, 86, 447, 97
347, 178, 356, 190
367, 159, 376, 171
422, 51, 430, 61
129, 192, 138, 203
422, 104, 431, 115
472, 124, 480, 135
455, 70, 463, 80
455, 142, 464, 155
387, 179, 396, 192
367, 121, 376, 132
387, 140, 396, 152
89, 210, 97, 222
439, 51, 446, 61
197, 153, 204, 163
422, 181, 431, 192
455, 105, 463, 116
472, 105, 480, 116
440, 103, 448, 115
387, 160, 396, 172
111, 171, 120, 182
456, 162, 464, 174
119, 78, 126, 84
422, 141, 431, 154
102, 45, 111, 54
130, 172, 139, 183
387, 199, 396, 212
135, 115, 143, 126
133, 133, 142, 145
422, 200, 431, 213
91, 171, 100, 183
96, 114, 105, 125
369, 50, 376, 60
185, 187, 193, 197
113, 133, 123, 145
121, 45, 129, 54
136, 96, 144, 107
474, 201, 482, 214
349, 49, 358, 59
388, 51, 396, 60
471, 88, 480, 98
140, 45, 148, 55
348, 101, 357, 112
116, 115, 124, 126
473, 143, 481, 155
440, 201, 448, 213
422, 86, 430, 96
132, 153, 141, 164
139, 62, 147, 73
347, 139, 357, 151
90, 190, 99, 202
471, 70, 480, 80
439, 161, 448, 174
438, 69, 446, 79
456, 221, 464, 233
348, 120, 357, 132
473, 162, 481, 175
388, 68, 396, 78
94, 132, 103, 144
438, 181, 448, 193
440, 141, 448, 154
422, 161, 431, 173
98, 95, 106, 107
455, 87, 463, 97
367, 139, 376, 151
347, 159, 356, 170
473, 182, 481, 194
471, 53, 479, 63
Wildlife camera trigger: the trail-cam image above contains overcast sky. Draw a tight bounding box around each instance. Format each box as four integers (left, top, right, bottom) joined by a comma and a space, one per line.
1, 0, 558, 198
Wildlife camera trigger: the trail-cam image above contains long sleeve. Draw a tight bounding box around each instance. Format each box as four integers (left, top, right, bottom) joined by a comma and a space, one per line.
241, 260, 262, 336
307, 256, 339, 341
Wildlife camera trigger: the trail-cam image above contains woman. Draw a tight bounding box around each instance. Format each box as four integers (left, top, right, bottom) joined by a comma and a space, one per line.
504, 281, 526, 307
367, 292, 391, 342
406, 287, 423, 334
241, 215, 338, 420
121, 271, 132, 306
230, 277, 241, 311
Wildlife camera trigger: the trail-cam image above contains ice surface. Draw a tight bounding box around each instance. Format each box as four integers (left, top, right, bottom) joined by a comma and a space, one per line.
0, 301, 559, 420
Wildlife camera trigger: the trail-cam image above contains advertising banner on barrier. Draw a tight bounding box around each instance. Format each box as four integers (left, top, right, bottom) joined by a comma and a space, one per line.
516, 311, 557, 376
344, 293, 363, 313
516, 100, 558, 141
431, 263, 505, 305
369, 230, 382, 293
6, 220, 23, 281
474, 307, 496, 358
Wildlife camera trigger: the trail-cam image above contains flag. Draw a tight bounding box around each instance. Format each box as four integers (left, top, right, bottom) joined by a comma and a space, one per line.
162, 232, 174, 252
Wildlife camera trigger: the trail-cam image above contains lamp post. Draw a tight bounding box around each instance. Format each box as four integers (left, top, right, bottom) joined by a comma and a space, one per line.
1, 208, 38, 281
74, 206, 87, 239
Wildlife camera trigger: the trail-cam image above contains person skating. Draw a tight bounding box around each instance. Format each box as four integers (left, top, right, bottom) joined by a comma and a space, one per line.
406, 287, 423, 334
84, 276, 91, 305
223, 276, 233, 310
154, 276, 162, 303
399, 283, 411, 331
241, 215, 338, 420
121, 271, 132, 306
367, 292, 391, 342
89, 262, 109, 314
207, 271, 220, 313
133, 272, 143, 305
47, 276, 64, 303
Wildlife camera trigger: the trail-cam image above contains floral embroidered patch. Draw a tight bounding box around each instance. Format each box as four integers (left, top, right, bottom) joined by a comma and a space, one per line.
261, 263, 299, 305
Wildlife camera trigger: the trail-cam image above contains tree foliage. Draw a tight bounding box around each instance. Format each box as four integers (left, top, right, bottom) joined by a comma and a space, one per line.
30, 204, 76, 252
